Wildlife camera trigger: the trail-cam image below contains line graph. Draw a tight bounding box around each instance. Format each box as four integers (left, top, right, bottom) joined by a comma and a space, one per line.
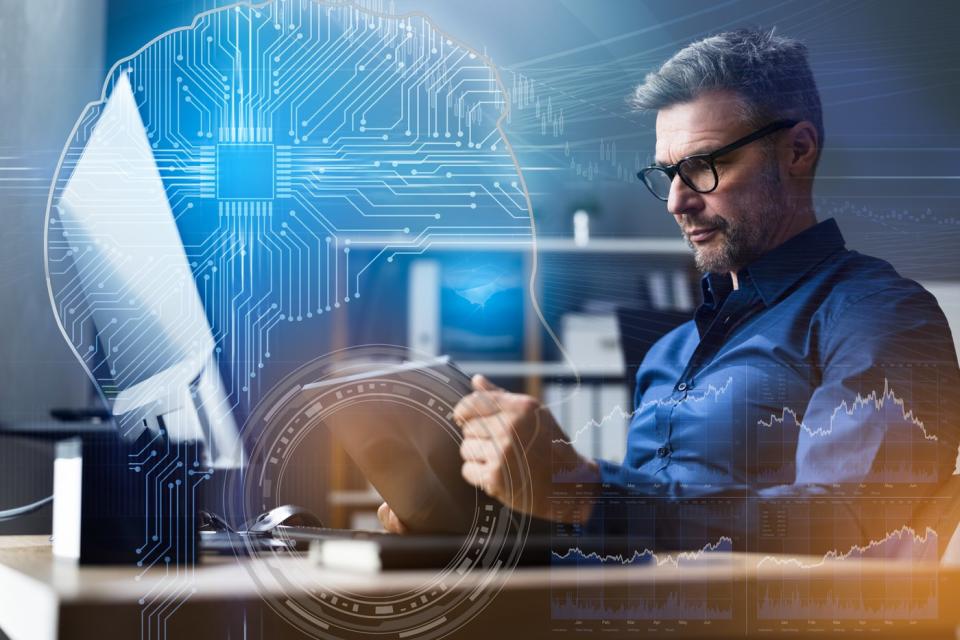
756, 525, 938, 569
555, 376, 734, 446
758, 378, 936, 440
549, 525, 736, 621
755, 517, 943, 622
552, 536, 733, 567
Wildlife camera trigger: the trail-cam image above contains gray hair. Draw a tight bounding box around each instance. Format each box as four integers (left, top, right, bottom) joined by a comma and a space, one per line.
633, 28, 824, 158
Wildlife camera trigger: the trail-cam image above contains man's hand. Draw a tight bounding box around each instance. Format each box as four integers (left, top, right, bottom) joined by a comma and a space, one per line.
453, 374, 599, 524
377, 501, 408, 534
376, 374, 600, 533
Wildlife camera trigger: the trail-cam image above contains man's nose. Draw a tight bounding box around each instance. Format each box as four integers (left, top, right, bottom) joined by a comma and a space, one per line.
667, 174, 705, 219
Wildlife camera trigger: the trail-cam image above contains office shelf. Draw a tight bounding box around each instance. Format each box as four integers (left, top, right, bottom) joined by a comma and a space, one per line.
339, 236, 689, 255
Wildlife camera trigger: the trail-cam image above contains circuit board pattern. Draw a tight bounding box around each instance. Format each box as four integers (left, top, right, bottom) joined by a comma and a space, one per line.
46, 0, 532, 407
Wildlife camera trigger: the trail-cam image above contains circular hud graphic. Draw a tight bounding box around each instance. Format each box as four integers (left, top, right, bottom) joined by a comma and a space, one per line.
224, 344, 534, 639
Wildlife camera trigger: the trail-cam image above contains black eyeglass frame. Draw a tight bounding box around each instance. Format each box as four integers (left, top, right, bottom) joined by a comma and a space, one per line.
637, 119, 799, 201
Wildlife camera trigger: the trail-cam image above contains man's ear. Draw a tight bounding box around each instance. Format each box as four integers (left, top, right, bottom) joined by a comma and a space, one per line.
785, 121, 819, 177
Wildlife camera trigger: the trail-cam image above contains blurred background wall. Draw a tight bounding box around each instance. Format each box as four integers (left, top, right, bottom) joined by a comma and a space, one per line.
0, 1, 105, 533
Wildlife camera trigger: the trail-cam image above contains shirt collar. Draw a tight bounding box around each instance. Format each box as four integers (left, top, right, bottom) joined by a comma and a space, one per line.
742, 218, 846, 306
700, 271, 734, 309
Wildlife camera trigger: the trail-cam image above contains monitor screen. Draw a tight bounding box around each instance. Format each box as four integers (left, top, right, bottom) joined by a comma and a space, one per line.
439, 253, 525, 361
55, 73, 243, 468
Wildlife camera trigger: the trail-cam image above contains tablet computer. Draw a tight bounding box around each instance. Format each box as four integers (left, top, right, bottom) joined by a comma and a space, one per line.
301, 356, 486, 535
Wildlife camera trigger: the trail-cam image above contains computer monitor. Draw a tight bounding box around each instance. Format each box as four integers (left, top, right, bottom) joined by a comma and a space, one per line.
408, 253, 526, 362
55, 73, 243, 469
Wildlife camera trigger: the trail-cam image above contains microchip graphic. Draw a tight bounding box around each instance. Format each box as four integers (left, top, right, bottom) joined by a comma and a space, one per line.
216, 143, 275, 200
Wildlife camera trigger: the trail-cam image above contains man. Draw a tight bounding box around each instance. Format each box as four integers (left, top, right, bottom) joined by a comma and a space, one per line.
380, 29, 960, 555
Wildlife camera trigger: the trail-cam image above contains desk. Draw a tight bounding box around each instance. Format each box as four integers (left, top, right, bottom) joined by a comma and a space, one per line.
1, 536, 958, 639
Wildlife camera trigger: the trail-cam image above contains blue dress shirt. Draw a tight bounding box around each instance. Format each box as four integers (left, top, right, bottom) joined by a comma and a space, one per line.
583, 219, 960, 556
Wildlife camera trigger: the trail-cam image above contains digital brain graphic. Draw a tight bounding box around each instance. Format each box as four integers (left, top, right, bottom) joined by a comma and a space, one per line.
46, 0, 533, 407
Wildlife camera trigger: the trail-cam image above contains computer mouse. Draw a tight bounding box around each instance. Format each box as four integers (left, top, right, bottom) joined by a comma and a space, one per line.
246, 504, 325, 533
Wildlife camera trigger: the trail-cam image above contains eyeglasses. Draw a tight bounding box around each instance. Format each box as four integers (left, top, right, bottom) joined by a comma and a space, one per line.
637, 119, 798, 201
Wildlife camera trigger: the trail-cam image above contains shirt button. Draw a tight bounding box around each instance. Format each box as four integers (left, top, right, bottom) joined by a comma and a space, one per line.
656, 446, 671, 458
677, 382, 687, 392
